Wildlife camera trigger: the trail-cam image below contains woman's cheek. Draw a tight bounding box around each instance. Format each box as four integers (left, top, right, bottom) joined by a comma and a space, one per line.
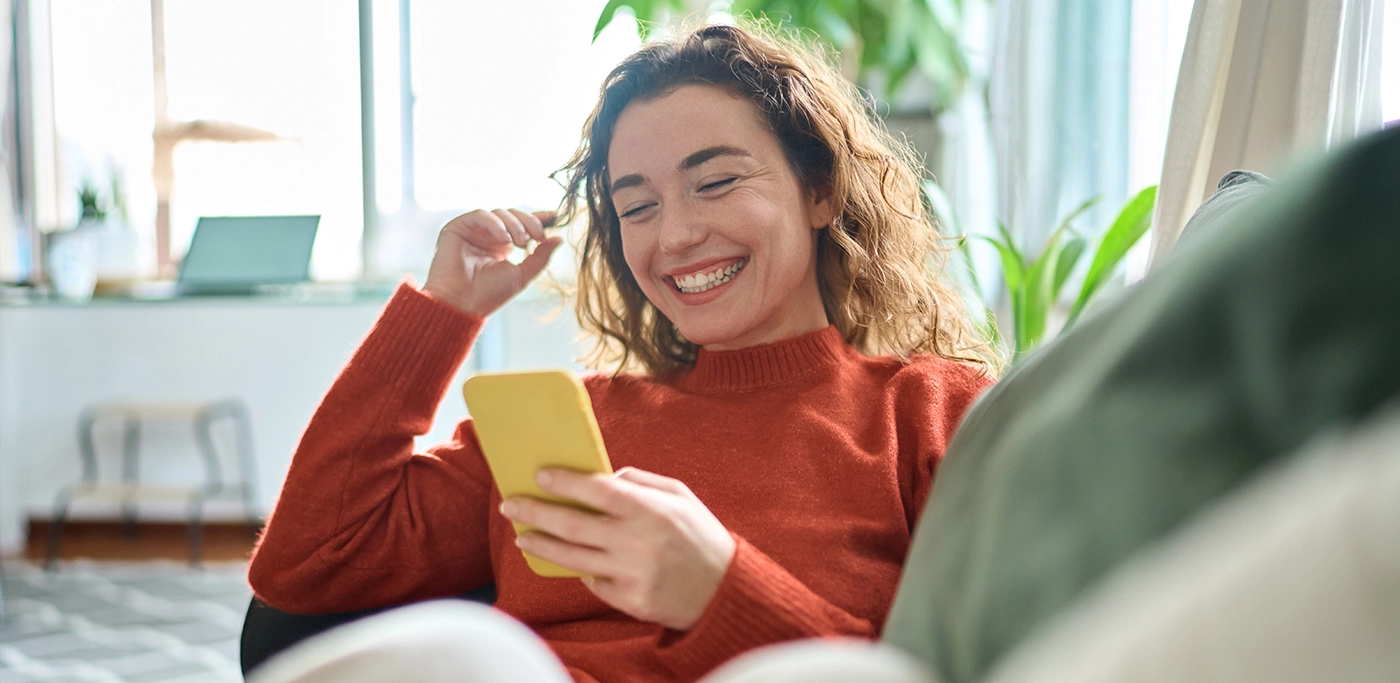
620, 233, 663, 304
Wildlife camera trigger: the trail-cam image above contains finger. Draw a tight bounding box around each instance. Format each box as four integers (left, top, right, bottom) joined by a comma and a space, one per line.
515, 531, 615, 577
533, 210, 558, 229
447, 209, 512, 249
579, 574, 622, 604
516, 236, 563, 283
510, 208, 547, 242
500, 497, 612, 549
613, 467, 692, 497
493, 208, 530, 248
538, 468, 644, 518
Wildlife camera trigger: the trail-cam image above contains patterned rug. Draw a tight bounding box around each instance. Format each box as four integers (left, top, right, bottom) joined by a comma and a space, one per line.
0, 559, 249, 682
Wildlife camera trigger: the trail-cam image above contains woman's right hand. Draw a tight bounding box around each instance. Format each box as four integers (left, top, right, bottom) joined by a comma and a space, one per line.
422, 208, 564, 317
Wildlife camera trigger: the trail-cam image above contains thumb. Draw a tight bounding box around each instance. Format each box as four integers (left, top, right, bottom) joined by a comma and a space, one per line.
516, 236, 563, 283
613, 467, 691, 497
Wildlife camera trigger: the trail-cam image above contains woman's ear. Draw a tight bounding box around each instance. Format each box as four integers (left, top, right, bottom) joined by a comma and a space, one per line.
808, 183, 836, 230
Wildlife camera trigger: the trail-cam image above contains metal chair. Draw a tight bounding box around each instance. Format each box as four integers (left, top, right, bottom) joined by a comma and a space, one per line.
44, 398, 260, 569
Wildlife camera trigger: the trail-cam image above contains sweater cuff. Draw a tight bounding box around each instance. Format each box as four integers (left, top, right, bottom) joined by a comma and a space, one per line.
351, 280, 485, 390
655, 535, 853, 679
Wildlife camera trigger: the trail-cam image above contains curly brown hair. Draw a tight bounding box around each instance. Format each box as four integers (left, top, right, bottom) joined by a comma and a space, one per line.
555, 22, 997, 377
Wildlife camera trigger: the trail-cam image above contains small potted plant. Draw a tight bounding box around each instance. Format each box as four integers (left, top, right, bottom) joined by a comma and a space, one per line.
75, 173, 142, 291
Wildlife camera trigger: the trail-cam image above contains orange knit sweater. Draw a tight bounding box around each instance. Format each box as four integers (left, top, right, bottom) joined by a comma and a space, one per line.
249, 283, 991, 682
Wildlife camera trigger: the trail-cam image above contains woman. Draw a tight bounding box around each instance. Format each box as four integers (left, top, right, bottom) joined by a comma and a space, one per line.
249, 22, 995, 683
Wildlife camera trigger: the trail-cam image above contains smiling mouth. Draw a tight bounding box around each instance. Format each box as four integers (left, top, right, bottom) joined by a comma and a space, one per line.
672, 259, 747, 294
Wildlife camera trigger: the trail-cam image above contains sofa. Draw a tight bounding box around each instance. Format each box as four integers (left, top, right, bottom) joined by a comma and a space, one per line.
882, 125, 1400, 681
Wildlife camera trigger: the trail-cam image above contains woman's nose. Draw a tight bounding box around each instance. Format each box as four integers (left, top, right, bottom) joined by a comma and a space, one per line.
657, 206, 707, 255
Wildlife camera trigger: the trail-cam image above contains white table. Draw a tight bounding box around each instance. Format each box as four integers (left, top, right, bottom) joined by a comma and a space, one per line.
0, 287, 582, 554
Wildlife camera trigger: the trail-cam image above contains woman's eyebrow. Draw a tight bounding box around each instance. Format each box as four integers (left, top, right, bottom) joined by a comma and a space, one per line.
610, 174, 645, 193
680, 145, 751, 170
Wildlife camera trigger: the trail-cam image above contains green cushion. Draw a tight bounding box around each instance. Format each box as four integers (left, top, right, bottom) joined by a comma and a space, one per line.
883, 127, 1400, 683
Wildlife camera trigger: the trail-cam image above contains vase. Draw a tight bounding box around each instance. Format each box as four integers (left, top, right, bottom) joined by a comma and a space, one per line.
75, 218, 143, 284
47, 230, 98, 301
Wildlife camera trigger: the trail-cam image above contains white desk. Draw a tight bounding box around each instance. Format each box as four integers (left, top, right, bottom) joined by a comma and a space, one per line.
0, 288, 582, 554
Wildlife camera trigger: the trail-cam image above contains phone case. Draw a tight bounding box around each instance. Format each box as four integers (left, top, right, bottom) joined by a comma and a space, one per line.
462, 370, 613, 577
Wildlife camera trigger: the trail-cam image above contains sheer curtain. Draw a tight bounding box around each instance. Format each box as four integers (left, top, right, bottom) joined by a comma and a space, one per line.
1148, 0, 1386, 269
989, 0, 1133, 252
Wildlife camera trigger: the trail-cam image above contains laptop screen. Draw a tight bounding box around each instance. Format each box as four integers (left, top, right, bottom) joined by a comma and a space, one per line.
178, 215, 320, 291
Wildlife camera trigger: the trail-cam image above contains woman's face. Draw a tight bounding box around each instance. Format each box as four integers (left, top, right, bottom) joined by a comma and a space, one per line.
607, 84, 833, 351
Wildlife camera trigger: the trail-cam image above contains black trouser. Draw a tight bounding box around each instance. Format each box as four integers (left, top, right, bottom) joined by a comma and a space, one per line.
240, 584, 497, 677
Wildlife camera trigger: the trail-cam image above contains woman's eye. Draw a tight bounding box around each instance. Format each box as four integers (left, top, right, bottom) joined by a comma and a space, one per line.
619, 204, 653, 219
701, 177, 737, 191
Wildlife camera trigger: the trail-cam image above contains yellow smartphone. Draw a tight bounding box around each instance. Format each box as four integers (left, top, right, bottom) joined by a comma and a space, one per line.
462, 369, 613, 578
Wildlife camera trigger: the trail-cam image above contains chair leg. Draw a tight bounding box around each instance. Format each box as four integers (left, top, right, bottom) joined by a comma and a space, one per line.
121, 414, 142, 538
187, 497, 205, 569
45, 497, 72, 572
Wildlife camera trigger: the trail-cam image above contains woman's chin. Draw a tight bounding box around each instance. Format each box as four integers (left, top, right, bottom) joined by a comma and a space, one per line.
679, 329, 736, 350
673, 318, 752, 350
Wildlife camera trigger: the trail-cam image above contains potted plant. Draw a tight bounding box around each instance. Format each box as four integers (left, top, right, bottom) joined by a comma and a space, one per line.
76, 173, 142, 290
928, 181, 1158, 361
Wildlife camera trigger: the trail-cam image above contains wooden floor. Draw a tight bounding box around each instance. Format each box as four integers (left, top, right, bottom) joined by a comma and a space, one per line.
22, 520, 261, 563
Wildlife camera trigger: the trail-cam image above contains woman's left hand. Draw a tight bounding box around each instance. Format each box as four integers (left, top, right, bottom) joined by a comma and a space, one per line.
499, 467, 737, 631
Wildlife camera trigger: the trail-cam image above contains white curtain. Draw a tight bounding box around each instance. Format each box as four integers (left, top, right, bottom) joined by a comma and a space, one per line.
1147, 0, 1386, 270
0, 0, 17, 282
936, 0, 1000, 304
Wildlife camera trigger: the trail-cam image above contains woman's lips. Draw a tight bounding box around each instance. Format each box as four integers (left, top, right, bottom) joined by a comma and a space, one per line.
670, 258, 747, 293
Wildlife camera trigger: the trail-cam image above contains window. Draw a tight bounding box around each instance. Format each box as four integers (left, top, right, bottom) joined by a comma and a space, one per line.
46, 0, 640, 283
51, 0, 363, 279
367, 0, 639, 281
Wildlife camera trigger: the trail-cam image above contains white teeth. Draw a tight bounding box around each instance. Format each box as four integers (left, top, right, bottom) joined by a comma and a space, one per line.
674, 260, 746, 294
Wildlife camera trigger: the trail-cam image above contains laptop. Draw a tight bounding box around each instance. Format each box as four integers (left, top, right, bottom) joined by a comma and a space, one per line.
177, 215, 320, 295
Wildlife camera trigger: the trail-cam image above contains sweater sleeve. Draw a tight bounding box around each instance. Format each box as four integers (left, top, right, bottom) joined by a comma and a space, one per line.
653, 535, 877, 680
902, 360, 997, 528
248, 282, 497, 614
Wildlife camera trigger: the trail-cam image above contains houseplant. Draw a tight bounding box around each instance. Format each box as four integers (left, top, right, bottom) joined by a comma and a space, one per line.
74, 175, 142, 289
593, 0, 969, 109
929, 181, 1158, 361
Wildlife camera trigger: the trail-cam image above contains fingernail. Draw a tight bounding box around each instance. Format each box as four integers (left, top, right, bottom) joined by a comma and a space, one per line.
535, 470, 553, 487
514, 535, 528, 549
500, 501, 516, 517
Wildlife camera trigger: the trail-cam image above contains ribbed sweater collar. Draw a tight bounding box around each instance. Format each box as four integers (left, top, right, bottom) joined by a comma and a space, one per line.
677, 325, 851, 393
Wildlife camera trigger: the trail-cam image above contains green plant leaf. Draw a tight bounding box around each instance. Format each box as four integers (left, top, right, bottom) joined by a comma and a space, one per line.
884, 52, 919, 97
980, 233, 1024, 295
855, 1, 890, 76
1068, 185, 1158, 325
909, 8, 966, 100
1017, 230, 1070, 356
592, 0, 643, 42
981, 225, 1037, 355
593, 0, 689, 41
1053, 235, 1087, 297
994, 221, 1025, 269
809, 2, 857, 49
